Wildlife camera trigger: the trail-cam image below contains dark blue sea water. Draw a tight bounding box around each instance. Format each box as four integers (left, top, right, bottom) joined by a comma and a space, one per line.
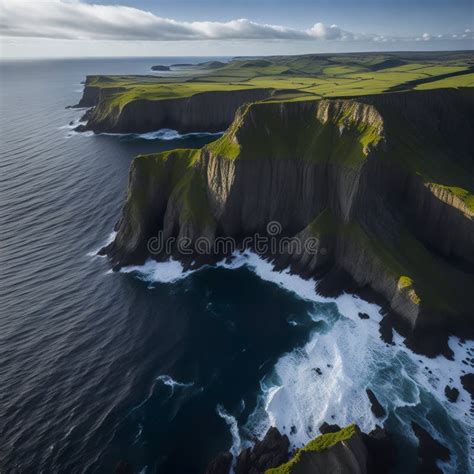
0, 57, 472, 474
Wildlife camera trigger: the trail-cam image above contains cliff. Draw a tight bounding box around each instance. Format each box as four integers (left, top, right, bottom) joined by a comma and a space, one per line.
73, 76, 127, 108
206, 424, 396, 474
77, 86, 273, 133
266, 424, 367, 474
103, 88, 474, 354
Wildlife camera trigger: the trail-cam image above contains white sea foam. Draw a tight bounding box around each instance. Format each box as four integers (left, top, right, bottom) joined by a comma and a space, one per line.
95, 128, 223, 141
134, 423, 143, 443
156, 375, 195, 399
72, 130, 95, 138
120, 258, 195, 284
156, 375, 194, 390
125, 128, 223, 141
217, 251, 332, 303
65, 126, 94, 138
61, 110, 224, 141
128, 375, 195, 417
86, 231, 117, 257
115, 250, 473, 471
216, 404, 242, 458
60, 115, 91, 138
225, 253, 473, 472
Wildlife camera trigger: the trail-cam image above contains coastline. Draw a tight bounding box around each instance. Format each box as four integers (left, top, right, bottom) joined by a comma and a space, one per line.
100, 247, 474, 473
75, 53, 474, 472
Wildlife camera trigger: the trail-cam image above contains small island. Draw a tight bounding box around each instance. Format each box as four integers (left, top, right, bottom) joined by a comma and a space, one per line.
151, 64, 171, 71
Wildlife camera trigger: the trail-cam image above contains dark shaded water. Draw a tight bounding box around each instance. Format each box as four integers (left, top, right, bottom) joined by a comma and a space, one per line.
0, 58, 472, 474
0, 57, 316, 472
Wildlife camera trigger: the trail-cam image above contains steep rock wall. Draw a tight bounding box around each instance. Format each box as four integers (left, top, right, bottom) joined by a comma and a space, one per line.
104, 89, 474, 350
81, 88, 273, 133
75, 85, 101, 108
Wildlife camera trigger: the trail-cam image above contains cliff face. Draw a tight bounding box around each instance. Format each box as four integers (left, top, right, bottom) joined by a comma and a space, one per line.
74, 76, 127, 108
104, 88, 474, 352
80, 88, 273, 133
75, 85, 101, 108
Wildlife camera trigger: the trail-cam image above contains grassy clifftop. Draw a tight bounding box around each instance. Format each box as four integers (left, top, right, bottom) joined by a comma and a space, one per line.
206, 98, 384, 167
79, 51, 474, 132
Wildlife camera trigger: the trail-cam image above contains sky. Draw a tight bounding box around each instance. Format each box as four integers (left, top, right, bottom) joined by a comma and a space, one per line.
0, 0, 473, 58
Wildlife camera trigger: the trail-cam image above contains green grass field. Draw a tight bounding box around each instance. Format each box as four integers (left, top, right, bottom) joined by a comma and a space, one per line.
86, 51, 474, 113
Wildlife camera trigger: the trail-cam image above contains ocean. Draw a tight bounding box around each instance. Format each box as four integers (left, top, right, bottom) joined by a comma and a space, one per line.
0, 57, 472, 473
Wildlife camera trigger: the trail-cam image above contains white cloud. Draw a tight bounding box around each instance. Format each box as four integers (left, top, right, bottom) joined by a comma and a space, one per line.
0, 0, 341, 41
308, 23, 343, 40
0, 0, 472, 44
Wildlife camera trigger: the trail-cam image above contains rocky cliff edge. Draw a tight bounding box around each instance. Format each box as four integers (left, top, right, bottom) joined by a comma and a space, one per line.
102, 88, 474, 356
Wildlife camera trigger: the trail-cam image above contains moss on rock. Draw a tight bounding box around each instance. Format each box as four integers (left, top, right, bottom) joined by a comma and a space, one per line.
265, 425, 358, 474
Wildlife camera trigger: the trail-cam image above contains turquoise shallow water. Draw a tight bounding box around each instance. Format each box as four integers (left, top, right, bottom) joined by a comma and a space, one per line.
0, 57, 472, 473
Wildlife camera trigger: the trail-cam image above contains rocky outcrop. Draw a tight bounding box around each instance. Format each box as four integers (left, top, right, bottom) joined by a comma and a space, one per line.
79, 88, 274, 133
103, 88, 474, 354
411, 422, 450, 474
266, 424, 368, 474
444, 385, 459, 403
73, 77, 127, 108
75, 86, 101, 108
460, 373, 474, 399
366, 389, 386, 418
204, 424, 393, 474
315, 424, 396, 474
235, 427, 290, 474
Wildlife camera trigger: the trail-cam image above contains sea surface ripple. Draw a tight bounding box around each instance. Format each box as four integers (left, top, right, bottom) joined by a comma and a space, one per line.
0, 57, 472, 474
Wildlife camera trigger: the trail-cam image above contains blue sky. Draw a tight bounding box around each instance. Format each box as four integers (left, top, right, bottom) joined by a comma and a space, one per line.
83, 0, 471, 35
1, 0, 473, 58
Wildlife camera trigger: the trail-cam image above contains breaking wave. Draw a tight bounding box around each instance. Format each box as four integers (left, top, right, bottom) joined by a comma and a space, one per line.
216, 404, 242, 458
120, 258, 195, 284
116, 128, 224, 141
118, 250, 474, 472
